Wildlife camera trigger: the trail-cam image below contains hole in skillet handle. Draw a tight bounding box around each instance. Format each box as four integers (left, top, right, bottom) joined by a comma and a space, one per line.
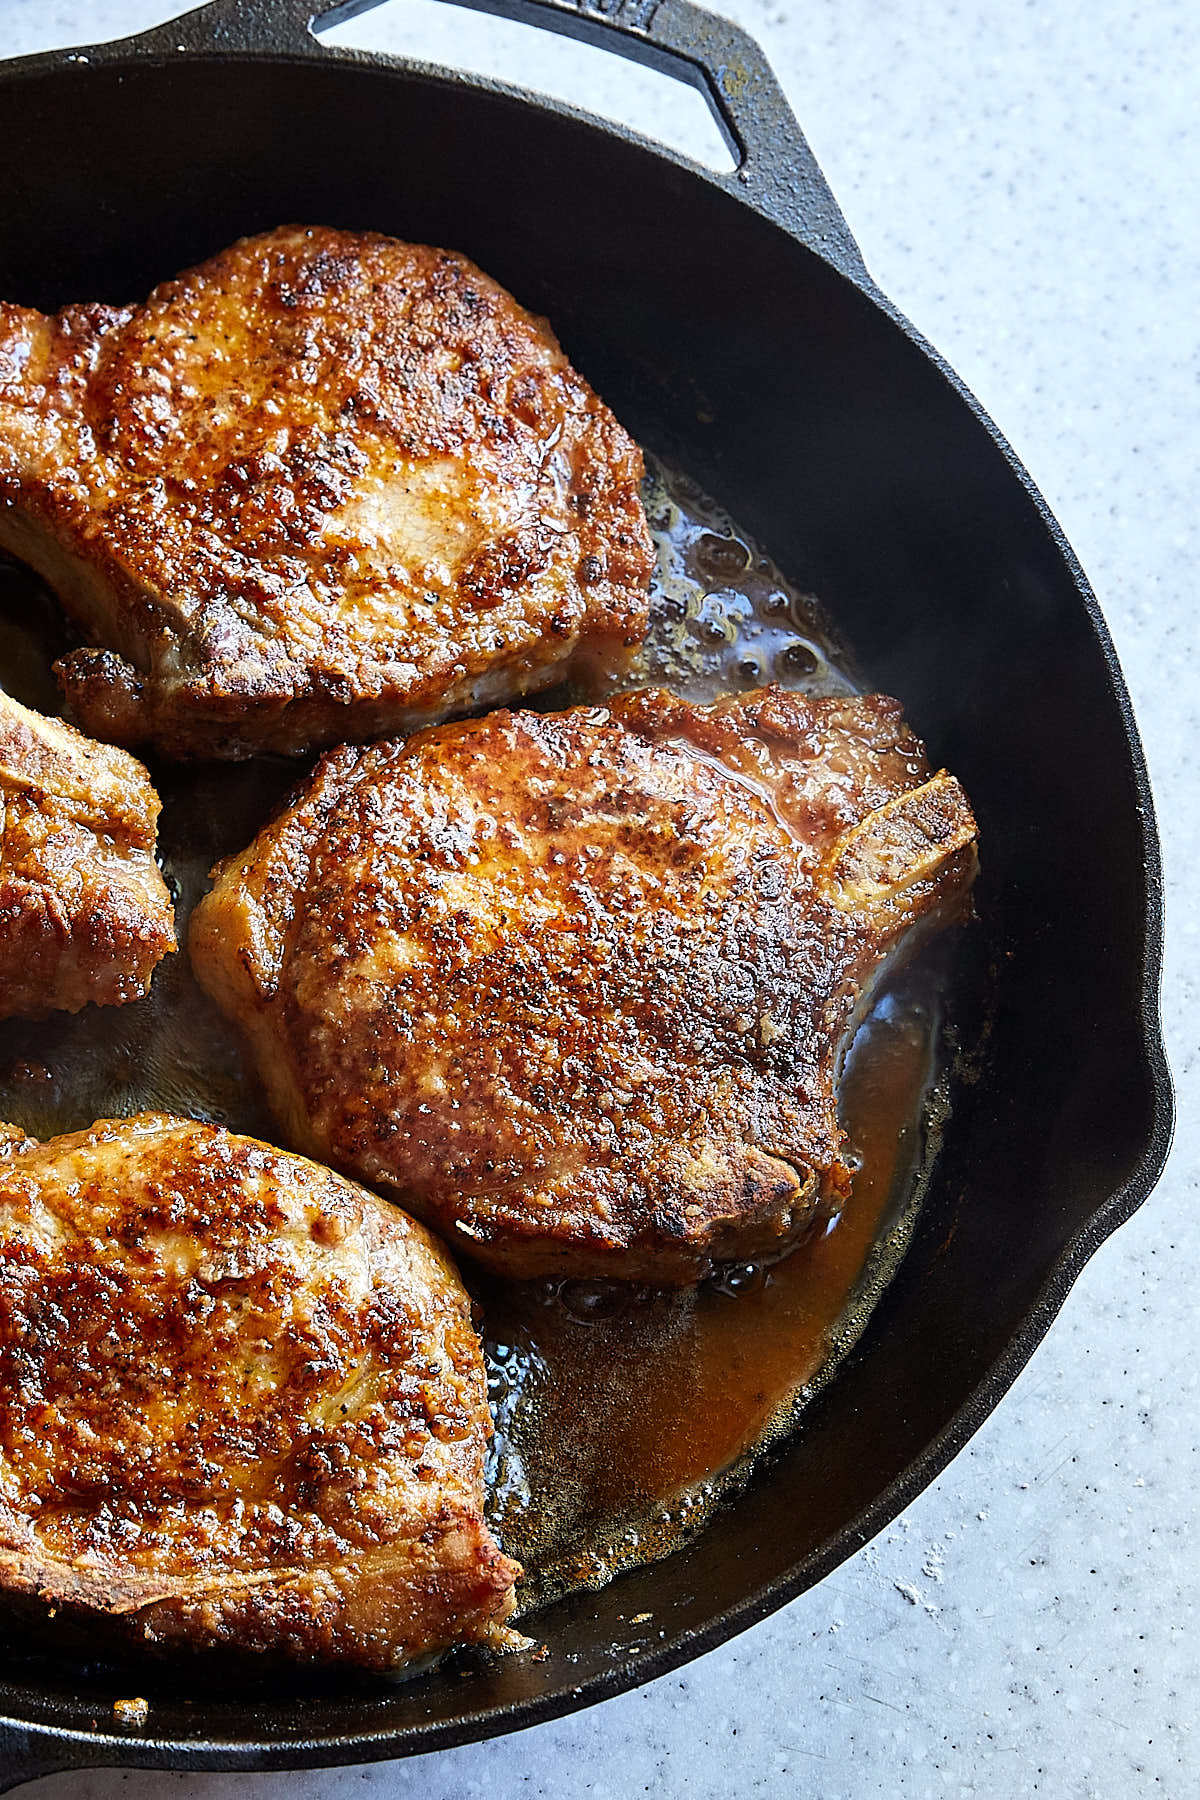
317, 0, 737, 171
90, 0, 866, 273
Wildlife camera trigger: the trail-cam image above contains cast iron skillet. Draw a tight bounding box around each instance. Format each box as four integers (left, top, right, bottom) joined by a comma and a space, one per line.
0, 0, 1173, 1784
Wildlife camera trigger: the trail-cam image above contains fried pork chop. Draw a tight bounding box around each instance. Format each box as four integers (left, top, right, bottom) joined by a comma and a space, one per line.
190, 686, 978, 1284
0, 226, 654, 759
0, 1113, 519, 1668
0, 690, 174, 1018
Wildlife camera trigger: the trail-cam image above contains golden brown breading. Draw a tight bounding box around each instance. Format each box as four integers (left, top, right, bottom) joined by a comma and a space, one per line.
0, 1113, 519, 1668
190, 685, 977, 1284
0, 690, 174, 1018
0, 226, 654, 759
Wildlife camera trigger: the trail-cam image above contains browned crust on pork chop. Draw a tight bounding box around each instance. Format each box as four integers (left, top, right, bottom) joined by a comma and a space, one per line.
0, 690, 174, 1018
190, 685, 977, 1283
0, 226, 653, 758
0, 1113, 519, 1667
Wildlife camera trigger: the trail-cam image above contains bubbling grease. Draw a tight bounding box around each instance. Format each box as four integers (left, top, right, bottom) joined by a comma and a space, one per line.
0, 456, 957, 1616
614, 461, 858, 705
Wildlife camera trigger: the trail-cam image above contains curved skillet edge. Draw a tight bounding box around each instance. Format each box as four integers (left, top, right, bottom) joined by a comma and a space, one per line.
0, 558, 1173, 1788
0, 1044, 1171, 1788
0, 12, 1175, 1792
849, 287, 1176, 1215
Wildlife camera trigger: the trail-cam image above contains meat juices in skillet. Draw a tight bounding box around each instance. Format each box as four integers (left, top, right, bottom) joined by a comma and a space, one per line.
0, 1113, 520, 1668
0, 226, 654, 759
190, 685, 978, 1284
0, 689, 174, 1019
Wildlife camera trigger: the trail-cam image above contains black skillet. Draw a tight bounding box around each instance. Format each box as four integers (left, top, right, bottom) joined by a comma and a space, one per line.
0, 0, 1173, 1784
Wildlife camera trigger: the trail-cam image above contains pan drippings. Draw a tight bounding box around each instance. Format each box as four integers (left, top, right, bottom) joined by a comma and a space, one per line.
0, 458, 955, 1617
483, 965, 946, 1613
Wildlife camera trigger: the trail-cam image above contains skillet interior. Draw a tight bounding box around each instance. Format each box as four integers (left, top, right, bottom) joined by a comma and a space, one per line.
0, 40, 1171, 1778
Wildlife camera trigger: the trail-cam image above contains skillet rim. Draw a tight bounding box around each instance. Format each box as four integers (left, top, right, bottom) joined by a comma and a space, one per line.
0, 18, 1174, 1785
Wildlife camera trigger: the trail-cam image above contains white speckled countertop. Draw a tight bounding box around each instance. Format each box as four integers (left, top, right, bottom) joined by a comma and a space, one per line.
0, 1, 1195, 1794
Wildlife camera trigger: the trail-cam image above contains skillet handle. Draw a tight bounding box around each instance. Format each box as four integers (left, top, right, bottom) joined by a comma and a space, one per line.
125, 0, 865, 273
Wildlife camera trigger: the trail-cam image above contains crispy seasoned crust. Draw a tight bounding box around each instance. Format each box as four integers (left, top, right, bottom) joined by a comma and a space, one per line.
0, 690, 174, 1018
190, 685, 978, 1283
0, 226, 654, 758
0, 1113, 519, 1667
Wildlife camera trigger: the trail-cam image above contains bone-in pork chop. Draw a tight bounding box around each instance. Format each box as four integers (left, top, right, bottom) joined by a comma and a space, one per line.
0, 1113, 519, 1667
190, 686, 978, 1284
0, 227, 654, 758
0, 690, 174, 1018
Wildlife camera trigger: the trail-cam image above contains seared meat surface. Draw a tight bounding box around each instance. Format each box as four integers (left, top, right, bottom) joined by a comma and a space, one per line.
0, 1113, 519, 1668
0, 226, 653, 758
0, 690, 173, 1018
191, 686, 977, 1283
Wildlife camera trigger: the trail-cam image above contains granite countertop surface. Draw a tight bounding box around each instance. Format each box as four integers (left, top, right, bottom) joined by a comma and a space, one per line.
0, 1, 1195, 1795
